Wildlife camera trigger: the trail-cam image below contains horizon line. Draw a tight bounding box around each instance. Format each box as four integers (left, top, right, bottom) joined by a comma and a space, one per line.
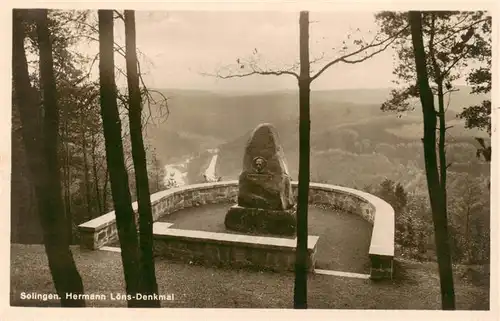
134, 84, 472, 93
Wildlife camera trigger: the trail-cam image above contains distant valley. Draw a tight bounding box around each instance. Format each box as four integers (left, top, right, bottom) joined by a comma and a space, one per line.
144, 87, 490, 194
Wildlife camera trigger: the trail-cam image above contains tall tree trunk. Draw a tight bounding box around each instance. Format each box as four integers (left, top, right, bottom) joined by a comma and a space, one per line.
59, 112, 67, 224
61, 124, 71, 240
124, 10, 160, 307
90, 135, 103, 214
464, 184, 472, 263
65, 134, 73, 240
437, 87, 447, 205
465, 203, 471, 262
13, 9, 86, 307
12, 101, 43, 244
61, 114, 73, 240
98, 9, 141, 308
155, 167, 160, 193
80, 112, 93, 220
428, 13, 448, 207
294, 10, 310, 310
102, 167, 109, 213
36, 8, 86, 291
408, 11, 456, 310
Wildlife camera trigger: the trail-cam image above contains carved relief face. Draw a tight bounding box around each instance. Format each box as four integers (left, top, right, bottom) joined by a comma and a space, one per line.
252, 156, 267, 173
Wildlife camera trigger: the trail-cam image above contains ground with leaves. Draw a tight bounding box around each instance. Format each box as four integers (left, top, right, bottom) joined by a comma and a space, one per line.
10, 244, 488, 309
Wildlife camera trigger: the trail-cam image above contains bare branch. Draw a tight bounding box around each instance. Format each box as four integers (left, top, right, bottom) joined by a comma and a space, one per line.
207, 23, 407, 84
442, 44, 473, 76
76, 52, 99, 85
117, 93, 129, 110
443, 88, 460, 96
113, 10, 125, 22
338, 40, 394, 64
141, 88, 170, 126
444, 88, 459, 113
432, 17, 489, 47
309, 52, 325, 65
203, 69, 299, 80
448, 14, 473, 31
310, 24, 409, 82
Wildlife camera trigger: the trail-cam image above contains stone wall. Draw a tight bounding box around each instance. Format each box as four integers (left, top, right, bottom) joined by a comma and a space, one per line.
153, 223, 318, 272
78, 182, 238, 250
290, 182, 395, 279
291, 183, 376, 223
79, 216, 118, 250
78, 180, 394, 278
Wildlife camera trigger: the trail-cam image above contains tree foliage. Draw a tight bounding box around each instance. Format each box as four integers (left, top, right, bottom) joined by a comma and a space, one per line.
377, 11, 490, 108
12, 9, 169, 244
457, 14, 492, 141
373, 176, 489, 264
376, 11, 492, 163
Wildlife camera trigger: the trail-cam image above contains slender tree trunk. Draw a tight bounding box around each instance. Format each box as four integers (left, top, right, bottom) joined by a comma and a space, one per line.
153, 155, 160, 193
91, 136, 103, 214
102, 167, 109, 213
294, 10, 310, 310
37, 7, 85, 276
62, 117, 73, 240
66, 136, 73, 240
124, 10, 160, 307
80, 113, 93, 220
59, 114, 67, 215
409, 11, 456, 310
464, 185, 472, 263
61, 125, 71, 240
428, 14, 449, 208
437, 86, 447, 206
13, 9, 86, 307
155, 167, 160, 193
98, 10, 141, 307
465, 204, 471, 262
37, 11, 76, 248
65, 139, 73, 239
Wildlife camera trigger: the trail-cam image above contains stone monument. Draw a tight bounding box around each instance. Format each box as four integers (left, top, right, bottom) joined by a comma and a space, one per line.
224, 123, 296, 236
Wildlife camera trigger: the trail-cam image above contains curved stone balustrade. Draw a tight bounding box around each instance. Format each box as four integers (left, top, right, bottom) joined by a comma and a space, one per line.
78, 180, 394, 279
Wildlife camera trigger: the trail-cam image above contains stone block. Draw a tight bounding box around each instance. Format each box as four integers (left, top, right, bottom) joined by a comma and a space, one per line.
224, 205, 296, 236
232, 247, 247, 264
80, 231, 96, 250
369, 254, 393, 280
97, 229, 107, 241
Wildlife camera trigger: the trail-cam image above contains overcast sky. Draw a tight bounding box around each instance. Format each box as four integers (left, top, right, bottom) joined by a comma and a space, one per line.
80, 11, 401, 91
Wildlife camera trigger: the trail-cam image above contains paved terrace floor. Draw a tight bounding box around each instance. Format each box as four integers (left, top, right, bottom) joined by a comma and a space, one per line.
153, 203, 372, 274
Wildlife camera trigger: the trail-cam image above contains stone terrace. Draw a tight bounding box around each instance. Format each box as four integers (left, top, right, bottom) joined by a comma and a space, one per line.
155, 203, 372, 273
78, 181, 395, 279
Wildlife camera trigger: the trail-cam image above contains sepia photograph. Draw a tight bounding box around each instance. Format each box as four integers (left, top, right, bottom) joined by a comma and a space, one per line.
7, 3, 496, 317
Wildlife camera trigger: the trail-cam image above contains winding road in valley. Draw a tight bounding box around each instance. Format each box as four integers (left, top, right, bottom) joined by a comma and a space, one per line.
163, 148, 220, 187
204, 149, 219, 182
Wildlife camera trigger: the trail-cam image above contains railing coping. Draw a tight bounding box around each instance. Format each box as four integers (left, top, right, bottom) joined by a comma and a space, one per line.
78, 180, 394, 257
153, 222, 319, 251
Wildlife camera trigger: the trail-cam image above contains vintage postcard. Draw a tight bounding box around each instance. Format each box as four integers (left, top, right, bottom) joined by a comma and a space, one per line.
2, 0, 498, 320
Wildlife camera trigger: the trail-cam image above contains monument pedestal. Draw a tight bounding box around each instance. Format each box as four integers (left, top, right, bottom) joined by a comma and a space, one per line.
224, 205, 296, 236
225, 123, 297, 237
